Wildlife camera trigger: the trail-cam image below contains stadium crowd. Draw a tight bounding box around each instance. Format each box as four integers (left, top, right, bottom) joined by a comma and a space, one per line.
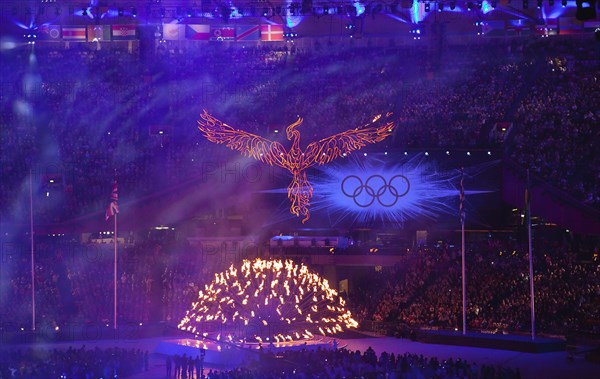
190, 346, 521, 379
510, 53, 600, 206
355, 238, 600, 335
0, 31, 598, 379
1, 231, 599, 339
1, 36, 599, 228
0, 346, 148, 379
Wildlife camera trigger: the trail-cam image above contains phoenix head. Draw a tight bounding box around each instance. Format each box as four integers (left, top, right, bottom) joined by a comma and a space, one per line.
286, 117, 304, 141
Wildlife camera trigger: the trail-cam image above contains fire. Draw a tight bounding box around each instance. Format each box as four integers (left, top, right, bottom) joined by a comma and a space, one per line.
178, 258, 358, 341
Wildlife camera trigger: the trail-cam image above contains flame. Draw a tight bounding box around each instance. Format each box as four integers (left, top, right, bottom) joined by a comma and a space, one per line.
178, 258, 358, 341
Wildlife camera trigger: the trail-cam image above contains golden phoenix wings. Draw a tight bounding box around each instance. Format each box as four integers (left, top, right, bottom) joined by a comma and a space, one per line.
198, 110, 396, 223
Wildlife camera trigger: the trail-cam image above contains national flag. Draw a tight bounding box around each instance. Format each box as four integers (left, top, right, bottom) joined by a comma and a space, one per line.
62, 26, 87, 41
186, 24, 210, 40
163, 24, 185, 40
547, 18, 558, 34
459, 168, 465, 225
210, 26, 236, 41
535, 19, 558, 36
505, 20, 532, 36
87, 25, 111, 42
236, 25, 260, 41
39, 25, 61, 40
112, 25, 137, 40
559, 17, 583, 35
105, 180, 119, 221
260, 24, 284, 41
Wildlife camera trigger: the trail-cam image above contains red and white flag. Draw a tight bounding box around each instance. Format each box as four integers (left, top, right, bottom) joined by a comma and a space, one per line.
260, 24, 284, 42
105, 180, 119, 221
62, 26, 87, 41
112, 25, 137, 40
185, 24, 210, 40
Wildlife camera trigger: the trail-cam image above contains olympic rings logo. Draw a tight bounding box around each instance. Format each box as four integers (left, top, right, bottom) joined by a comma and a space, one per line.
341, 174, 410, 207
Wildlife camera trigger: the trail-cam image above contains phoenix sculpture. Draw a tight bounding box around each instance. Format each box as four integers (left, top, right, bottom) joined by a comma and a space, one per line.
198, 110, 396, 222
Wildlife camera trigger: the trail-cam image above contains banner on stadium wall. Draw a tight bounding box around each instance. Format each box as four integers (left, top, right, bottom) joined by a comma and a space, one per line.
505, 20, 532, 36
87, 25, 111, 42
163, 24, 185, 40
260, 24, 284, 41
210, 26, 235, 41
62, 26, 87, 41
112, 25, 137, 40
39, 25, 61, 40
559, 17, 583, 35
535, 19, 558, 36
236, 25, 260, 41
186, 24, 210, 40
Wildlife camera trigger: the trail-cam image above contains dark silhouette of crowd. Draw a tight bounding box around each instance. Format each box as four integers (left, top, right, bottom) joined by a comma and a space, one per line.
165, 353, 206, 379
0, 346, 148, 379
184, 345, 520, 379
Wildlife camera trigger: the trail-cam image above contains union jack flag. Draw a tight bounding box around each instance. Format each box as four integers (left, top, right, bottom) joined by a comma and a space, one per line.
105, 180, 119, 221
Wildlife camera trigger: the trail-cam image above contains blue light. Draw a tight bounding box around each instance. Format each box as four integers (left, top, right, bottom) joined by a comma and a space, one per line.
13, 20, 30, 30
105, 9, 119, 18
354, 1, 365, 16
271, 235, 295, 241
386, 14, 409, 23
541, 4, 547, 20
229, 6, 243, 19
548, 6, 568, 18
75, 6, 94, 19
286, 0, 305, 28
285, 15, 304, 28
411, 0, 422, 23
481, 0, 493, 13
307, 153, 493, 225
0, 38, 18, 51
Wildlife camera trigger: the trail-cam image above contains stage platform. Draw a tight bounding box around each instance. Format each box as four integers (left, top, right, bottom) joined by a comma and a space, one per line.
417, 330, 566, 353
155, 337, 335, 367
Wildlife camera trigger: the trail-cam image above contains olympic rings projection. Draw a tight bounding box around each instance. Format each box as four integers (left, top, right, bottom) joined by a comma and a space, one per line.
341, 174, 410, 207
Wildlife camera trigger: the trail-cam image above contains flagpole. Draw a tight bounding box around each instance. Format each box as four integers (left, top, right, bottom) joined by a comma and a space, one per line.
460, 168, 466, 336
527, 170, 535, 340
106, 176, 119, 332
461, 215, 466, 335
114, 211, 117, 331
30, 169, 35, 332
